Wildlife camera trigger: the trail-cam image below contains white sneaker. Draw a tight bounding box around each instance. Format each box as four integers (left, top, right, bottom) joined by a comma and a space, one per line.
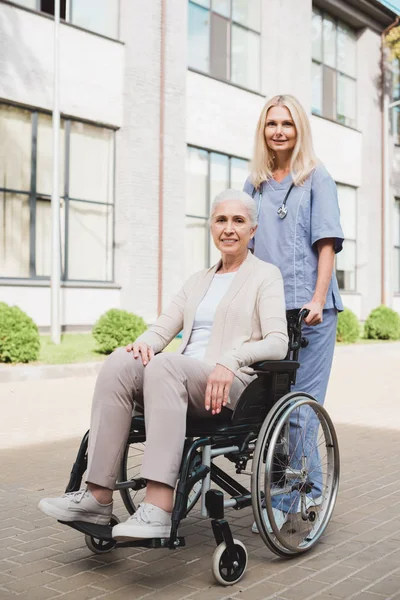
252, 506, 287, 534
112, 503, 171, 541
38, 489, 112, 525
252, 495, 322, 535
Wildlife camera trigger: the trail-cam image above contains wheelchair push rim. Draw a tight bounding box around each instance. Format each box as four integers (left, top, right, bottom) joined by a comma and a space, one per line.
252, 393, 340, 556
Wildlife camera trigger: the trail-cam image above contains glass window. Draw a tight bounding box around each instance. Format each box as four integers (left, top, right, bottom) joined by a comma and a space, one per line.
188, 2, 210, 73
230, 157, 249, 190
394, 199, 400, 293
186, 147, 208, 218
69, 122, 114, 203
336, 241, 356, 291
312, 62, 323, 115
70, 0, 119, 38
0, 192, 30, 278
232, 0, 260, 32
0, 103, 115, 282
337, 74, 356, 128
311, 11, 356, 128
35, 198, 65, 277
312, 8, 322, 62
323, 14, 336, 68
0, 105, 31, 192
37, 114, 65, 196
188, 0, 261, 91
185, 146, 249, 278
337, 23, 356, 78
68, 201, 113, 281
336, 184, 357, 292
212, 0, 229, 18
209, 153, 229, 265
231, 25, 260, 91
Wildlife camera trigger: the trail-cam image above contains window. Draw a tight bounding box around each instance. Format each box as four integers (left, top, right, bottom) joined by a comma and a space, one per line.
336, 184, 357, 291
312, 8, 356, 128
185, 146, 249, 278
188, 0, 261, 92
394, 199, 400, 293
12, 0, 119, 39
0, 103, 115, 282
392, 59, 400, 144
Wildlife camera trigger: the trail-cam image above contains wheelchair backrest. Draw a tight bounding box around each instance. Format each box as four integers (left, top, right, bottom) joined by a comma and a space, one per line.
231, 309, 306, 426
231, 371, 291, 426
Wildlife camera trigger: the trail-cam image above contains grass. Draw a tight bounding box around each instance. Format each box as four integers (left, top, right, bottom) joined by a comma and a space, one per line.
38, 333, 104, 364
15, 331, 399, 366
36, 333, 182, 365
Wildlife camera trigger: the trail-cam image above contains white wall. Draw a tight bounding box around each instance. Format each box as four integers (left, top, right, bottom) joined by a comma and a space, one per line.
311, 116, 363, 186
261, 0, 312, 109
0, 2, 124, 126
0, 285, 120, 327
186, 71, 265, 158
340, 293, 362, 319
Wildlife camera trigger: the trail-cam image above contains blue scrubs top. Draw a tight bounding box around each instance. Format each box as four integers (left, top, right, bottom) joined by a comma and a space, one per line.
244, 163, 344, 311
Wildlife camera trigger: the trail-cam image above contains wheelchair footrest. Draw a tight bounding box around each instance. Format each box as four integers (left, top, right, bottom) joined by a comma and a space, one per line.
59, 520, 114, 540
58, 520, 185, 548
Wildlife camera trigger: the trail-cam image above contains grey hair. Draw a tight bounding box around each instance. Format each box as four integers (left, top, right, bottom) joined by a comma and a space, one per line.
210, 189, 258, 227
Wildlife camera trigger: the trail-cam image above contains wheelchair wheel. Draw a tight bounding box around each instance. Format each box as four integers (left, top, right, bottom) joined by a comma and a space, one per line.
118, 443, 202, 516
118, 442, 147, 514
211, 539, 247, 586
85, 514, 120, 554
252, 393, 339, 557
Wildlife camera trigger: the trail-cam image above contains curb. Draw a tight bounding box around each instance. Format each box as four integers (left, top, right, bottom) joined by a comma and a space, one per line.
0, 360, 104, 383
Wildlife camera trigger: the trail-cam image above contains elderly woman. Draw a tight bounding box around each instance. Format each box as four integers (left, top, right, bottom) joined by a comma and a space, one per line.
244, 95, 344, 533
39, 189, 288, 541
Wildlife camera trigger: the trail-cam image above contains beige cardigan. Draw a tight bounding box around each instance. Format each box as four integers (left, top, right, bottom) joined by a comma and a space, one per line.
137, 252, 288, 380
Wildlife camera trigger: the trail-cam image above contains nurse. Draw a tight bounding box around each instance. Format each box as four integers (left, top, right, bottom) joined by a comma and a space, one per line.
244, 94, 344, 533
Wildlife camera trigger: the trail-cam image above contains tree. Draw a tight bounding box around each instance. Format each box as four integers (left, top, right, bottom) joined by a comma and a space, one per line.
385, 26, 400, 60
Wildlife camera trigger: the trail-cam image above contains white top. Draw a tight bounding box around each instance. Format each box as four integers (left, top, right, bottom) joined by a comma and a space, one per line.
183, 272, 237, 361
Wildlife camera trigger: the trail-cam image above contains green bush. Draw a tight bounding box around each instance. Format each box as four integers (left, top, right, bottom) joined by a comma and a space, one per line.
364, 305, 400, 340
0, 302, 40, 363
336, 307, 360, 343
92, 308, 147, 354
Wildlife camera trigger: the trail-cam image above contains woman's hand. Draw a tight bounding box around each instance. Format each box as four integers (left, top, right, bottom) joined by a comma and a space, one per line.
301, 301, 323, 326
205, 365, 234, 415
125, 342, 154, 366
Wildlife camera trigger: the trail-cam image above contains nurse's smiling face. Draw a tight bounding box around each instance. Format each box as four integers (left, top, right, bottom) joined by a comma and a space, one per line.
264, 105, 297, 155
210, 200, 256, 259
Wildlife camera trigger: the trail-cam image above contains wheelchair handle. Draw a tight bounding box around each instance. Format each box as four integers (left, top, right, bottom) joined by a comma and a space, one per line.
297, 308, 310, 329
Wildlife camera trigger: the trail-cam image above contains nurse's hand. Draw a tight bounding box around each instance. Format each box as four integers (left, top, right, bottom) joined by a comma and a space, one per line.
205, 365, 234, 415
302, 301, 323, 326
125, 342, 154, 365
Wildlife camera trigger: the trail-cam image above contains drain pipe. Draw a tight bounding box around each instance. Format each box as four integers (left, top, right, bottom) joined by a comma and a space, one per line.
381, 16, 399, 306
157, 0, 166, 315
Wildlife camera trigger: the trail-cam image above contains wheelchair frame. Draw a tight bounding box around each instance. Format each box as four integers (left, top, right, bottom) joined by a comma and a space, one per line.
63, 309, 340, 586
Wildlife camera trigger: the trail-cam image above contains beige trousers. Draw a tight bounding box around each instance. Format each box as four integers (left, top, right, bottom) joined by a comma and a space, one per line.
86, 348, 248, 489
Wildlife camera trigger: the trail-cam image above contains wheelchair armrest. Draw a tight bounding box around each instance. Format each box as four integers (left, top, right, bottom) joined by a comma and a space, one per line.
250, 359, 300, 374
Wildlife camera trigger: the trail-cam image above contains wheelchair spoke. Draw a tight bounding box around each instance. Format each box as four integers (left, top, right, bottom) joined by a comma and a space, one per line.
251, 394, 339, 556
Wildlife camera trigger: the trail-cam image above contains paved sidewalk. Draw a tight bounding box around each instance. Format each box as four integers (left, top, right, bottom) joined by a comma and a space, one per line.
0, 343, 400, 599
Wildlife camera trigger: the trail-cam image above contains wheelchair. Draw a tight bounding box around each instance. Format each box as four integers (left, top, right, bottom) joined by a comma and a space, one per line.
63, 309, 340, 586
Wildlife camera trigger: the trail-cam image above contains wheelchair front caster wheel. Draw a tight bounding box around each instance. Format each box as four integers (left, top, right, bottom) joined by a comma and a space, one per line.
211, 539, 247, 586
85, 515, 120, 555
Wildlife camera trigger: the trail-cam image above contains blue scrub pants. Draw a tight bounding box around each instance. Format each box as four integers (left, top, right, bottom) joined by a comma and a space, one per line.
272, 308, 338, 513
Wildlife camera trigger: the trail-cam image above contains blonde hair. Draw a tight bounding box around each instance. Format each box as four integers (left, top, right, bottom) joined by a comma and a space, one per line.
250, 94, 318, 188
210, 189, 258, 227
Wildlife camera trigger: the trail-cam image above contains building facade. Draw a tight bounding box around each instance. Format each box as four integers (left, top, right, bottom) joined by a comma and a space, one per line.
1, 0, 400, 328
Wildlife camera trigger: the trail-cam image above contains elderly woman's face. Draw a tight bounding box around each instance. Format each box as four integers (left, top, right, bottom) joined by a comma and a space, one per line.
210, 200, 256, 257
264, 105, 297, 154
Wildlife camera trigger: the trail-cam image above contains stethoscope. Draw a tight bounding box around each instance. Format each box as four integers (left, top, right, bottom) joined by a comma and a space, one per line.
253, 182, 295, 220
